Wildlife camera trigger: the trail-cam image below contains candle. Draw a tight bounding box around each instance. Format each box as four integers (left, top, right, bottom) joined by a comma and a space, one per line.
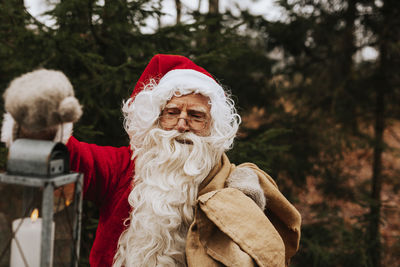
10, 209, 55, 267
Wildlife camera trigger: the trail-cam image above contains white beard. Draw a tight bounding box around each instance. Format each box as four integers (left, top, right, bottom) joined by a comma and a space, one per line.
113, 128, 222, 267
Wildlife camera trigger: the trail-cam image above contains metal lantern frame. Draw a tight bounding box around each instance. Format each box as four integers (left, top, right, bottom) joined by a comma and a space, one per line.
0, 139, 83, 267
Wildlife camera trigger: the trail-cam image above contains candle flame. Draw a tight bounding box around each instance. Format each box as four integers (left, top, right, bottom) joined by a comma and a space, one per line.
65, 199, 71, 207
30, 209, 39, 222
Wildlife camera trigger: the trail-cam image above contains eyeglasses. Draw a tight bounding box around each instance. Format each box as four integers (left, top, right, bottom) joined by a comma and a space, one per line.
159, 111, 209, 131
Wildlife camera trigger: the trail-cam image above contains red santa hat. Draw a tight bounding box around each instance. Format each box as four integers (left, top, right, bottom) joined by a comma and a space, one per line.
131, 54, 223, 100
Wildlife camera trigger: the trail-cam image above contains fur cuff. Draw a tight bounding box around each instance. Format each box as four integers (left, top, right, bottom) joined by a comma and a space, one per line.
226, 167, 267, 210
1, 112, 73, 147
54, 122, 74, 144
1, 113, 16, 148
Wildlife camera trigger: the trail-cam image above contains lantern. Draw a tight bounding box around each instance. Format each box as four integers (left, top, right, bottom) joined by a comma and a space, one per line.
0, 139, 83, 267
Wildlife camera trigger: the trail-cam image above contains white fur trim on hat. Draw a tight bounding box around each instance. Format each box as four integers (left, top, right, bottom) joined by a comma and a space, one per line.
1, 112, 73, 147
158, 69, 225, 98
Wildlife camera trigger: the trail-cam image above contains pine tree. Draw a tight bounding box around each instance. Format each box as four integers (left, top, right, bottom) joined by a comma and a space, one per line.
262, 0, 400, 265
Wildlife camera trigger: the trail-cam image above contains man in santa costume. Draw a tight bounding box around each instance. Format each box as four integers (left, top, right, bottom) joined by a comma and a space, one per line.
2, 54, 301, 267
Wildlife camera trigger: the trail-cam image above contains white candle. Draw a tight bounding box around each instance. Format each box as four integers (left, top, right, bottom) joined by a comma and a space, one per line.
10, 210, 55, 267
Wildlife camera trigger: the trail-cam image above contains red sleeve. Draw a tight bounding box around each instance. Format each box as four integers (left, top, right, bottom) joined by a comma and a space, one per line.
66, 136, 134, 206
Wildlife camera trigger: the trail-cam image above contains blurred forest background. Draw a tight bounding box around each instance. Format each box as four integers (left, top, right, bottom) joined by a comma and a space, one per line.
0, 0, 399, 266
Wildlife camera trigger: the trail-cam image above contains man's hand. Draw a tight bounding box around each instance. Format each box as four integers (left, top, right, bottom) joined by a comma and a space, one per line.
226, 167, 267, 210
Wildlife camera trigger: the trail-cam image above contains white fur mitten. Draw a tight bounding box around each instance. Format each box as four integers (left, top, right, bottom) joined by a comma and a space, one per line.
1, 69, 81, 146
226, 167, 267, 210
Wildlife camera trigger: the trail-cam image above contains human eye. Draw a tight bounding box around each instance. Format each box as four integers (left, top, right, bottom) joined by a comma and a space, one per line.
189, 112, 205, 121
164, 108, 180, 116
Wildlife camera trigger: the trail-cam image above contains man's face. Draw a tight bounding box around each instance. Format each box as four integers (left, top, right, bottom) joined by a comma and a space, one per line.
159, 93, 211, 136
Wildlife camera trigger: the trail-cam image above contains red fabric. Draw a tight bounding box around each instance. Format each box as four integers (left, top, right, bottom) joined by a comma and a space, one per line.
67, 137, 134, 267
131, 54, 214, 99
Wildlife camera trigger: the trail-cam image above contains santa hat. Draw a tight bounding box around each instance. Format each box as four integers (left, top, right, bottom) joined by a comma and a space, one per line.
131, 54, 224, 100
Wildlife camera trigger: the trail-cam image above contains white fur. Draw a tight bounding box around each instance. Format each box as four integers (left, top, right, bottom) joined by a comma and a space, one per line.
113, 129, 222, 267
59, 96, 83, 122
1, 113, 16, 147
3, 69, 82, 131
53, 122, 74, 144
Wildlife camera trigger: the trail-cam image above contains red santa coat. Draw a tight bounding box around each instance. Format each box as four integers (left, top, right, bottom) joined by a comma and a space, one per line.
67, 136, 134, 267
66, 136, 302, 267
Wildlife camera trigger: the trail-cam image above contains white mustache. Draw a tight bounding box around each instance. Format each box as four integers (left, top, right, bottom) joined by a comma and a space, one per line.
174, 132, 195, 145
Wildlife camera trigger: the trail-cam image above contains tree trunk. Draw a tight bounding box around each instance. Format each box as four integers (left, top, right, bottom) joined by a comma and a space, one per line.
367, 0, 395, 265
175, 0, 181, 24
198, 0, 202, 12
369, 75, 384, 267
157, 0, 162, 29
101, 0, 128, 66
206, 0, 220, 45
341, 0, 356, 77
208, 0, 219, 14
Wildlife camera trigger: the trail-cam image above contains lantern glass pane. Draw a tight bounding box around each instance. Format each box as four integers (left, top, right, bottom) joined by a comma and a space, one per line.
0, 178, 82, 267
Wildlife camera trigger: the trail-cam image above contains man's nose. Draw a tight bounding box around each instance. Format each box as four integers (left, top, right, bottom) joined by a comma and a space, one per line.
175, 116, 190, 133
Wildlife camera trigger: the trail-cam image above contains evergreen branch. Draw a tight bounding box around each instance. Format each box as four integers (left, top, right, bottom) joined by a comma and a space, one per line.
23, 6, 52, 32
